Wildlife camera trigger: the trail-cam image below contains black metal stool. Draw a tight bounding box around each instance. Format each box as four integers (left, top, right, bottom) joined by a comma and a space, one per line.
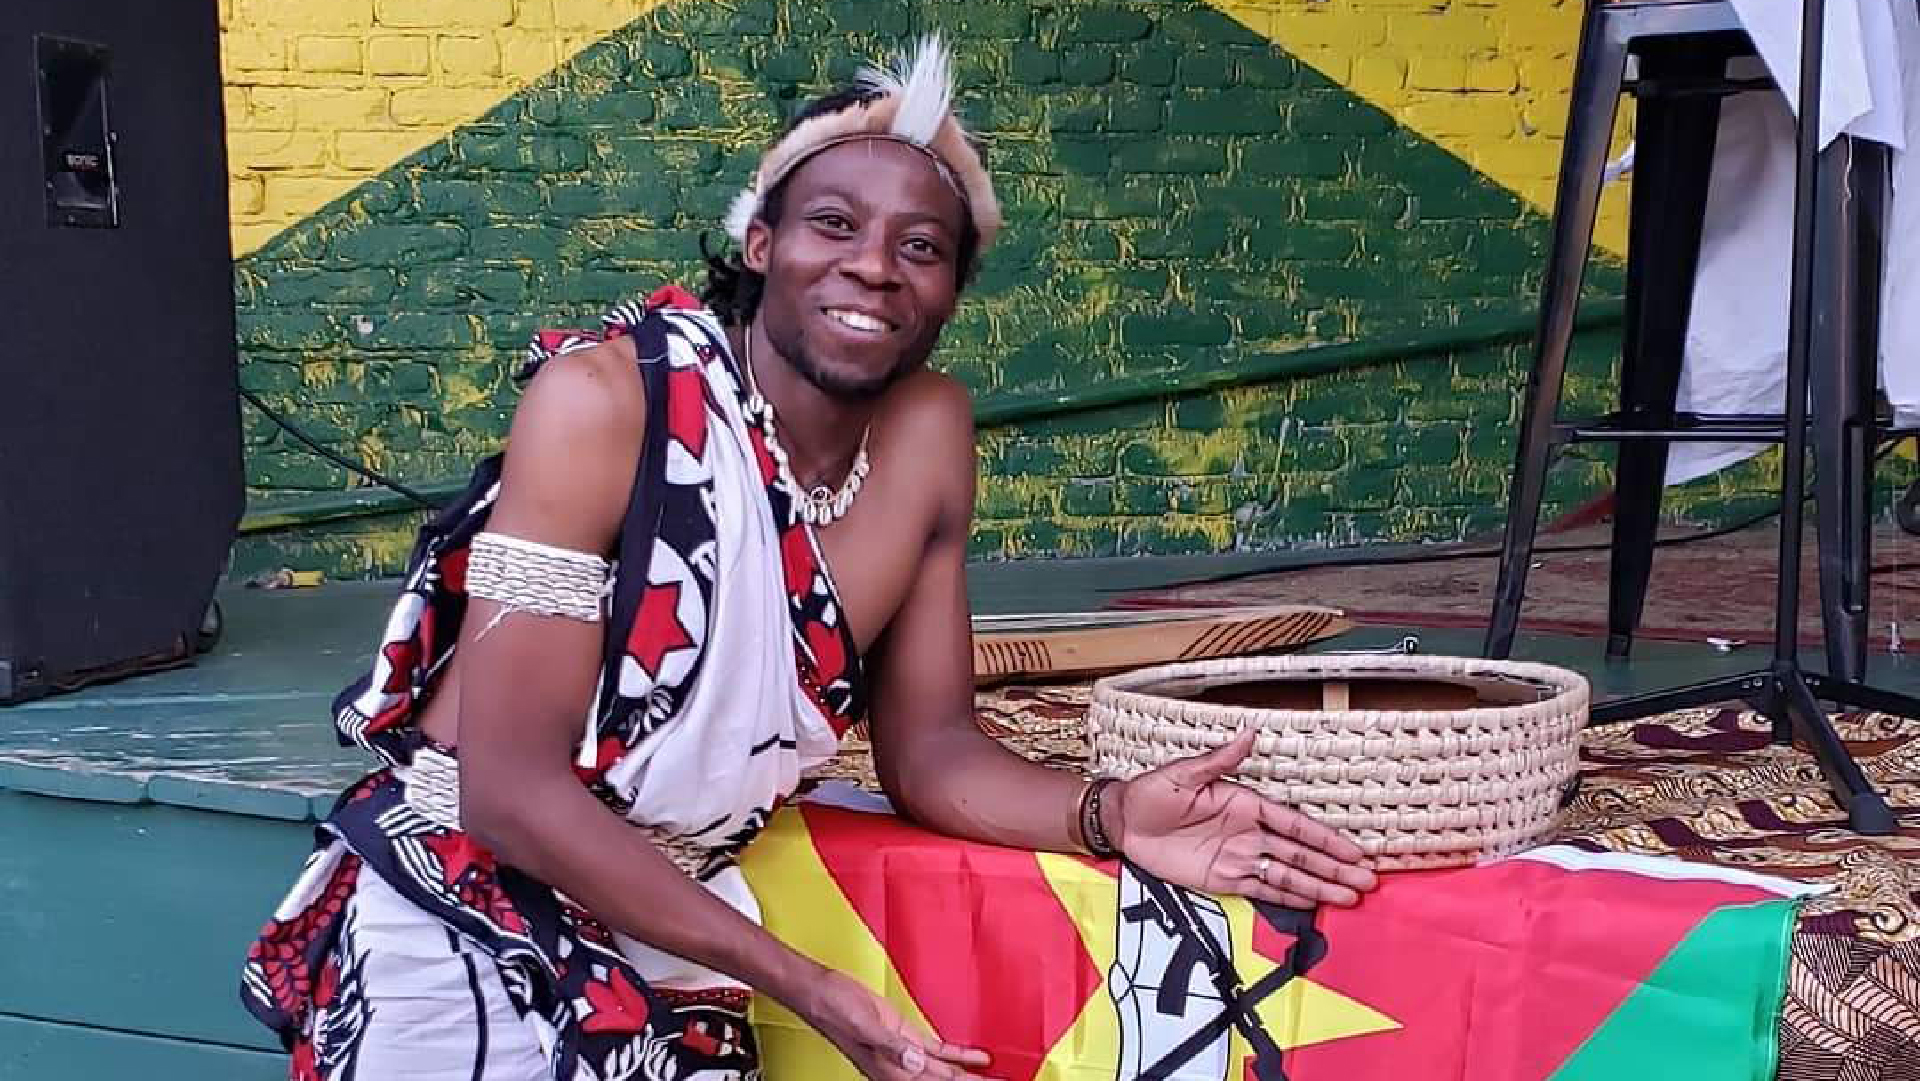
1483, 0, 1920, 834
1484, 0, 1895, 681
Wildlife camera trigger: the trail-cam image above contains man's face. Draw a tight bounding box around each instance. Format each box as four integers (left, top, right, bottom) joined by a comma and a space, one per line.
744, 138, 966, 401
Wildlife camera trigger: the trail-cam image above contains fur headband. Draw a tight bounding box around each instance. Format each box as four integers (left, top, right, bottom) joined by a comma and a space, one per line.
723, 35, 1002, 253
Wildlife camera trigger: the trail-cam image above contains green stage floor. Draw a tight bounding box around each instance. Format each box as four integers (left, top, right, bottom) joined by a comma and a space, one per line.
10, 557, 1920, 816
5, 556, 1920, 1077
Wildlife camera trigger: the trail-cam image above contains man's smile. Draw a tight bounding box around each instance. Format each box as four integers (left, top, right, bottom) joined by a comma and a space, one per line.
822, 306, 897, 335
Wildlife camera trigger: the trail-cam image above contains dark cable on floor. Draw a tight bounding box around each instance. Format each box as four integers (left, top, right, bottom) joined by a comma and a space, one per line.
238, 387, 443, 510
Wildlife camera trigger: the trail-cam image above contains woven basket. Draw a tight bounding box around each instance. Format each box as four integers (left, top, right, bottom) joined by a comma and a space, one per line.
1087, 654, 1589, 870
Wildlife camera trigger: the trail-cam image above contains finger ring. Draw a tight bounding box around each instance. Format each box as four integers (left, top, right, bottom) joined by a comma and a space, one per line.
1255, 855, 1272, 880
900, 1043, 927, 1074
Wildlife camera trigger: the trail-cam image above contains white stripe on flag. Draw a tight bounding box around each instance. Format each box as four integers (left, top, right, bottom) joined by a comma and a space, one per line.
1507, 844, 1831, 898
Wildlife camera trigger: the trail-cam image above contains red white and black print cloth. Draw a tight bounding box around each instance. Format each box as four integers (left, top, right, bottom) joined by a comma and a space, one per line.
242, 287, 867, 1080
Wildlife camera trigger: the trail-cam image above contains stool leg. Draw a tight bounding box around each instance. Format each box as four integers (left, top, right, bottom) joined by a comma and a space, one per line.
1605, 44, 1726, 659
1811, 137, 1887, 681
1486, 12, 1630, 660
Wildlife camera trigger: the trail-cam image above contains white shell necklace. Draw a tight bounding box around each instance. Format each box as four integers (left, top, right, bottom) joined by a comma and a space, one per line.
741, 327, 872, 527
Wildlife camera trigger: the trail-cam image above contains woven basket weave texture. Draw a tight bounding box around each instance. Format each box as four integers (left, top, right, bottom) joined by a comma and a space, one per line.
1088, 654, 1590, 869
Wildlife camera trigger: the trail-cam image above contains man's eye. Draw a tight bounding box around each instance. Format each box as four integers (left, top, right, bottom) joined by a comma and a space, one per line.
904, 237, 942, 258
813, 213, 853, 232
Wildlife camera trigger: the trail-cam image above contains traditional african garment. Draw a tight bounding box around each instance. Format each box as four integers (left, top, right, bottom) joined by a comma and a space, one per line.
241, 286, 867, 1081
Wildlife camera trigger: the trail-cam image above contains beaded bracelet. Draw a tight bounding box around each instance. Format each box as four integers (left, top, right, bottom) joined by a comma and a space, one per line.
1077, 778, 1120, 859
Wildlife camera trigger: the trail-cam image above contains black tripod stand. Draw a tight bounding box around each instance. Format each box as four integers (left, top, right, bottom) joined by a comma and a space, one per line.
1537, 0, 1918, 835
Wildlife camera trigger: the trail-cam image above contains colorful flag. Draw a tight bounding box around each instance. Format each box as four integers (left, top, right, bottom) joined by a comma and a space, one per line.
738, 801, 1814, 1081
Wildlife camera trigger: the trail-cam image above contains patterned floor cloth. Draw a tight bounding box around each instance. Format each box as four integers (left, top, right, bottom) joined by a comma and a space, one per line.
815, 688, 1920, 1079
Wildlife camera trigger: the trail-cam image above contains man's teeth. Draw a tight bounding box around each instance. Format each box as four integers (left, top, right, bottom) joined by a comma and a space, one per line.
827, 309, 889, 333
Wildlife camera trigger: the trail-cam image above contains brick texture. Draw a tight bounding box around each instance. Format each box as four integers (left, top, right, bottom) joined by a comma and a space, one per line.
225, 0, 1842, 581
218, 0, 670, 256
1211, 0, 1635, 254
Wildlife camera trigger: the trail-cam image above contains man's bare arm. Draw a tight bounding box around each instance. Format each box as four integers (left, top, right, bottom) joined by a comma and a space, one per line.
454, 346, 993, 1080
869, 380, 1377, 909
451, 347, 823, 1008
869, 380, 1093, 853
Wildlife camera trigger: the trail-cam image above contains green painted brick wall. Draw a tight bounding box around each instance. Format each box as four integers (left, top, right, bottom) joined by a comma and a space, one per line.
230, 0, 1862, 581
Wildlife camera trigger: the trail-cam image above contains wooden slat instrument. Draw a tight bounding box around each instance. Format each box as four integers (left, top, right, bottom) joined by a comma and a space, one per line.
970, 605, 1352, 687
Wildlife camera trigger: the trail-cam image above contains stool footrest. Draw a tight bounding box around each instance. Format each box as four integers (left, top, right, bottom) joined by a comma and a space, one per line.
1624, 74, 1775, 99
1555, 409, 1920, 445
1556, 411, 1789, 444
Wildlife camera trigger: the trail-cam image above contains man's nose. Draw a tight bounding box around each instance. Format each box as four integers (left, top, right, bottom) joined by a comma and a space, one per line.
839, 230, 901, 289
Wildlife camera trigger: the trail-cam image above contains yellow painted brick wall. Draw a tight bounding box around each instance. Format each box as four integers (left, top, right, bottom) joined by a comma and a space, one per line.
216, 0, 668, 256
223, 0, 1681, 578
1215, 0, 1632, 254
218, 1, 1623, 258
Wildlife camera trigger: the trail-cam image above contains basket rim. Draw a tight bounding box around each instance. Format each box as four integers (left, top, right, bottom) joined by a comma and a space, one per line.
1089, 653, 1590, 727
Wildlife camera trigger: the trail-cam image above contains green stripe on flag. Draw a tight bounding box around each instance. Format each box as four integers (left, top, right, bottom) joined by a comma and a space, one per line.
1550, 900, 1798, 1081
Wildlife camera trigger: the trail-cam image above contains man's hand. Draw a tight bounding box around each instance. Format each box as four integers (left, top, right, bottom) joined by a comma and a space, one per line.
1106, 727, 1380, 909
795, 967, 997, 1080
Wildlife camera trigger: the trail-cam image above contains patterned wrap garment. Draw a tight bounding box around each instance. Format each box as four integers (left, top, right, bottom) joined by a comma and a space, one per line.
241, 287, 868, 1080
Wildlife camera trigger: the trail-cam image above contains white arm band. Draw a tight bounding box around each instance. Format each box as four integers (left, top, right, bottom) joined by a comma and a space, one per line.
466, 531, 609, 624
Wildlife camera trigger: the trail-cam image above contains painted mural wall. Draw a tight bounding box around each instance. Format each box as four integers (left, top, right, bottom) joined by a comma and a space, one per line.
221, 0, 1720, 578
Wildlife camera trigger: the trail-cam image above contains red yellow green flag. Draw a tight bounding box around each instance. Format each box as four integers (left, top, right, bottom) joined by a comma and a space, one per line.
739, 803, 1808, 1081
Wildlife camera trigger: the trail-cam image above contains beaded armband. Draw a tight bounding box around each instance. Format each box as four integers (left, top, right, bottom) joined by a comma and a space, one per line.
466, 532, 609, 625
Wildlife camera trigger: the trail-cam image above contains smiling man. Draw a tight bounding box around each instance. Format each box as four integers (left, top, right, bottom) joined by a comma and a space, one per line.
241, 38, 1375, 1081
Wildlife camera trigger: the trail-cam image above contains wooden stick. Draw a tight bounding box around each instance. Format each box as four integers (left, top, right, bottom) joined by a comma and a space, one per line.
973, 606, 1352, 686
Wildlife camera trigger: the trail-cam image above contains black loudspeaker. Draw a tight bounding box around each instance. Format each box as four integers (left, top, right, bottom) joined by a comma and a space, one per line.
0, 0, 242, 704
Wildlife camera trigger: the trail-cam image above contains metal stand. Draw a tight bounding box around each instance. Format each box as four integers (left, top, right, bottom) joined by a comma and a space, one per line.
1586, 0, 1912, 835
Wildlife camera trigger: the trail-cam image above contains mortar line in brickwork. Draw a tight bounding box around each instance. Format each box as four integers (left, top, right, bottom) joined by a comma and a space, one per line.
976, 299, 1625, 428
237, 298, 1626, 536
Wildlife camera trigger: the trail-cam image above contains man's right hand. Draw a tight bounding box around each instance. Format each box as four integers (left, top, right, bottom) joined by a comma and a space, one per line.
793, 966, 996, 1080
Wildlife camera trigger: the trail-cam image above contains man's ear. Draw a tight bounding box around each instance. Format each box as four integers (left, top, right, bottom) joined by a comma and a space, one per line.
744, 219, 772, 274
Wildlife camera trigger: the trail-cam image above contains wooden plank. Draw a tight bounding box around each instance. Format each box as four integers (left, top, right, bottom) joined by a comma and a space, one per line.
0, 583, 375, 809
0, 791, 309, 1051
972, 607, 1352, 686
0, 1013, 284, 1081
0, 702, 363, 805
146, 774, 315, 821
0, 760, 146, 804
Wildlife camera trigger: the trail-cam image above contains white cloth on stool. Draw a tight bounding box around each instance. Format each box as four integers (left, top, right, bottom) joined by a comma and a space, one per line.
1666, 0, 1920, 484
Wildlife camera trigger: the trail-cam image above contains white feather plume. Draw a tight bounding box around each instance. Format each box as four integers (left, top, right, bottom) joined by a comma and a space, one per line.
855, 34, 953, 146
723, 187, 760, 242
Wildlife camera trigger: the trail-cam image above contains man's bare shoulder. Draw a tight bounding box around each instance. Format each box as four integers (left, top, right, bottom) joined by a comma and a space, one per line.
882, 368, 975, 445
871, 369, 976, 539
488, 339, 648, 547
512, 338, 647, 442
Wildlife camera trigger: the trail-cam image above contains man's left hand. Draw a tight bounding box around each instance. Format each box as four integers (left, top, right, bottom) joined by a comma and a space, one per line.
1105, 726, 1379, 909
